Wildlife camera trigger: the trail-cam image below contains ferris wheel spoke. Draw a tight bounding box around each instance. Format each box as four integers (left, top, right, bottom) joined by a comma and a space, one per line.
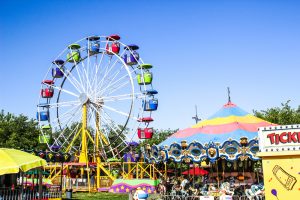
95, 56, 113, 92
90, 104, 127, 154
89, 104, 110, 139
51, 112, 81, 148
99, 92, 143, 102
53, 63, 83, 94
90, 52, 105, 95
59, 123, 81, 152
97, 66, 138, 97
103, 80, 131, 97
70, 49, 87, 93
61, 66, 85, 92
89, 108, 108, 159
50, 104, 82, 128
100, 113, 126, 155
80, 60, 93, 95
48, 84, 79, 98
46, 100, 81, 108
98, 61, 126, 96
95, 51, 126, 96
100, 104, 137, 121
101, 110, 131, 143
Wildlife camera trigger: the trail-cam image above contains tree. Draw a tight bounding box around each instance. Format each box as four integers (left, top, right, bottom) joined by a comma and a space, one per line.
253, 100, 300, 125
0, 110, 40, 149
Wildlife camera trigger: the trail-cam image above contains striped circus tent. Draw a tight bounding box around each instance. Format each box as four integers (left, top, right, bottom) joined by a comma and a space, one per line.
148, 101, 275, 163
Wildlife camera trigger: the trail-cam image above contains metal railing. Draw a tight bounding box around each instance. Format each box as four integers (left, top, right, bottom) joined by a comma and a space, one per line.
0, 187, 62, 200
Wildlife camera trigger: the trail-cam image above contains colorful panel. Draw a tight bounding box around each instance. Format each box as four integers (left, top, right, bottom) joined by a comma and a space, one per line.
109, 179, 160, 194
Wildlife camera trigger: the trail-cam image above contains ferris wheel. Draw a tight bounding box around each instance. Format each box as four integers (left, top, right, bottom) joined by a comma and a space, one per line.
36, 35, 158, 162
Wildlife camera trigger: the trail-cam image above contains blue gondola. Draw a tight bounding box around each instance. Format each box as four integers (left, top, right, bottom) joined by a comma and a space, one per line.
143, 99, 158, 111
36, 111, 49, 121
87, 36, 100, 55
143, 89, 158, 95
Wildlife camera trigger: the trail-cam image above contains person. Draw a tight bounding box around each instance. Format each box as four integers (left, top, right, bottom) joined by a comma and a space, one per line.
90, 169, 95, 188
180, 176, 189, 190
180, 176, 189, 196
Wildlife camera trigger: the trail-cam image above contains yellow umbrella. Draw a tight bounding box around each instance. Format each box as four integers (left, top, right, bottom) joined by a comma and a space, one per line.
0, 148, 47, 175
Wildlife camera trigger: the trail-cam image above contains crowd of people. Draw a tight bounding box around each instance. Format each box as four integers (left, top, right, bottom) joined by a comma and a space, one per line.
156, 175, 265, 199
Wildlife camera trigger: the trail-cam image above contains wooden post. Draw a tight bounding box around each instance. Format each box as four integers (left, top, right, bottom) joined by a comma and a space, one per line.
164, 162, 167, 180
38, 168, 43, 200
136, 162, 138, 179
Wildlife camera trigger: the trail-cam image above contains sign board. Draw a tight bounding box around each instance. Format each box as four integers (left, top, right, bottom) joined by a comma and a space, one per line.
258, 124, 300, 152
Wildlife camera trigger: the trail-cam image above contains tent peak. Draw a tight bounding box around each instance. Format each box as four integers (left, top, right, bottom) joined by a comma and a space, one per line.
223, 101, 237, 108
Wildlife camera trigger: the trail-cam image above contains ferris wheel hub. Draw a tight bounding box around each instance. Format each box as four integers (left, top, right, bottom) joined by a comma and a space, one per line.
79, 93, 89, 105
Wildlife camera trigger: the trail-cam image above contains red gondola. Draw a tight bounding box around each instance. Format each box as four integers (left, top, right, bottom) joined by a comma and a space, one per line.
106, 34, 121, 55
106, 42, 120, 55
138, 128, 153, 139
41, 88, 54, 98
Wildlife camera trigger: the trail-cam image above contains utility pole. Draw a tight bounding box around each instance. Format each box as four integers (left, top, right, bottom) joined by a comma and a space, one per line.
192, 105, 201, 124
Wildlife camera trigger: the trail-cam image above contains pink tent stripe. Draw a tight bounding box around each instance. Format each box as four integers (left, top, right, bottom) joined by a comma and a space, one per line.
171, 121, 273, 138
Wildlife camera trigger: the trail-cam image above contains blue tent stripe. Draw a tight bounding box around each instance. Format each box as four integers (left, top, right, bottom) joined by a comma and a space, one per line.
207, 106, 249, 119
159, 129, 257, 147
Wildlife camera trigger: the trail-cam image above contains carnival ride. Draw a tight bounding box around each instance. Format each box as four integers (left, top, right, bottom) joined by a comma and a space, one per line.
36, 35, 159, 192
146, 99, 275, 197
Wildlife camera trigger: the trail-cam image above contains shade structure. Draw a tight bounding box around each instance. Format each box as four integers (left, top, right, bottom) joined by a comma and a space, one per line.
147, 102, 275, 163
182, 167, 209, 175
0, 148, 47, 175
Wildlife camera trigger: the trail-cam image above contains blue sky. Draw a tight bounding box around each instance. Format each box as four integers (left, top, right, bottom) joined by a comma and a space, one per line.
1, 0, 300, 130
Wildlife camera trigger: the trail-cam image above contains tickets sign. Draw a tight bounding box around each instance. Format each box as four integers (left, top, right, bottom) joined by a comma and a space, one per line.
258, 125, 300, 152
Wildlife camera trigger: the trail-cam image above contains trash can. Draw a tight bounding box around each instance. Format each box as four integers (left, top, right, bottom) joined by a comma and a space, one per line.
66, 189, 72, 199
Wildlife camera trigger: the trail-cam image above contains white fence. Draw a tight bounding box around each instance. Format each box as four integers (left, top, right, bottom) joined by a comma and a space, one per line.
0, 187, 62, 200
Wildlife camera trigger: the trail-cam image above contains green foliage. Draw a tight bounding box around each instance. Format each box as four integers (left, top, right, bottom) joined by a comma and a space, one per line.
253, 100, 300, 125
0, 110, 40, 149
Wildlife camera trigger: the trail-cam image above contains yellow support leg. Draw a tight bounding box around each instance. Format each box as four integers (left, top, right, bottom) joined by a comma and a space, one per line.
79, 104, 88, 163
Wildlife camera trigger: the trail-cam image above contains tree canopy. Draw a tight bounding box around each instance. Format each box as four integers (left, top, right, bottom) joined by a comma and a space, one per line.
253, 100, 300, 125
0, 110, 40, 149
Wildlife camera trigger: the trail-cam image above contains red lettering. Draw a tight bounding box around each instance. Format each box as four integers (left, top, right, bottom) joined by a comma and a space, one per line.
279, 132, 287, 144
267, 133, 275, 144
298, 132, 300, 143
275, 134, 280, 144
288, 132, 298, 143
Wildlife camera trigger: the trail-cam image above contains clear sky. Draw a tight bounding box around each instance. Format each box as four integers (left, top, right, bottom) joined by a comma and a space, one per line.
1, 0, 300, 131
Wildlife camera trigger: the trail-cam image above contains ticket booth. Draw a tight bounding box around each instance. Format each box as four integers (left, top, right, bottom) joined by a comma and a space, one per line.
257, 124, 300, 200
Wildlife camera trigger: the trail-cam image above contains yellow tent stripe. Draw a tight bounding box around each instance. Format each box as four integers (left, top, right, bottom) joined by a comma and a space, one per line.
192, 114, 267, 128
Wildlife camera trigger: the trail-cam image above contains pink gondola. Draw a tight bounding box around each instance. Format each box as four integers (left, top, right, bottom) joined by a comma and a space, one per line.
41, 88, 54, 98
106, 42, 120, 55
137, 128, 153, 139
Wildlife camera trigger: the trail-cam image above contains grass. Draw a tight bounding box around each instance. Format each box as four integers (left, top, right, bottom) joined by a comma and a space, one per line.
64, 192, 160, 200
67, 192, 128, 200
